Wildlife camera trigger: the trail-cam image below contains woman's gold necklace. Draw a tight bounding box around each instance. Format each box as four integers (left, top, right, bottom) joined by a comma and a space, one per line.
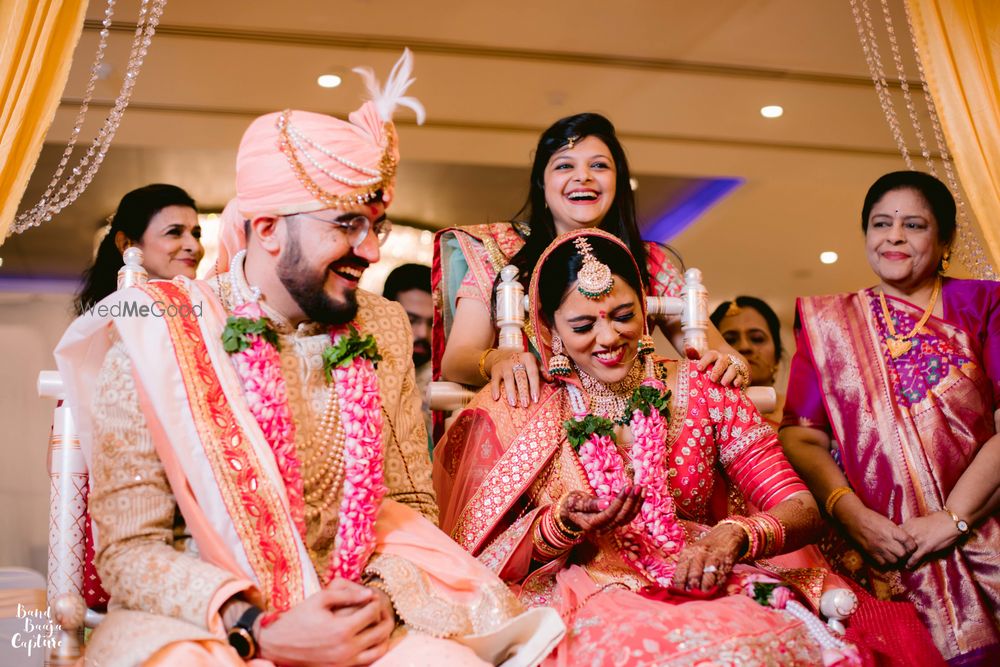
877, 276, 941, 359
575, 358, 644, 423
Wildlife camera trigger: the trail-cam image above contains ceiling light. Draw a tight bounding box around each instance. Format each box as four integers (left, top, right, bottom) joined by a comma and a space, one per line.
317, 74, 342, 89
820, 251, 838, 264
760, 105, 784, 119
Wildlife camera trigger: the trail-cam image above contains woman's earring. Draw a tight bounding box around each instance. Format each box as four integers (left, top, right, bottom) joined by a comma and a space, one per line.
637, 334, 655, 357
548, 334, 572, 377
940, 249, 951, 274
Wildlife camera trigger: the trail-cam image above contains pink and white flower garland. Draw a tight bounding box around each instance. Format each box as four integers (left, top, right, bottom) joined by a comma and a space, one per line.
571, 379, 685, 586
324, 333, 386, 583
224, 305, 385, 584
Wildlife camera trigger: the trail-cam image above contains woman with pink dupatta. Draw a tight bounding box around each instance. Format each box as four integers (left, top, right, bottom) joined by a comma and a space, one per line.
435, 229, 863, 666
781, 171, 1000, 665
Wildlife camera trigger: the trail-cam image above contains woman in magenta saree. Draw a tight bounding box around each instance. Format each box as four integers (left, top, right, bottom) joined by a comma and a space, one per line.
434, 229, 869, 666
781, 171, 1000, 665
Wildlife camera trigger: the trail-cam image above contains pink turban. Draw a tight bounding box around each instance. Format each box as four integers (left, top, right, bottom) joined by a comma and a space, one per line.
216, 48, 424, 270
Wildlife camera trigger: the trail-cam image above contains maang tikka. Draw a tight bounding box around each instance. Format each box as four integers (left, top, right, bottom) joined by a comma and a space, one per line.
574, 236, 614, 299
549, 333, 572, 377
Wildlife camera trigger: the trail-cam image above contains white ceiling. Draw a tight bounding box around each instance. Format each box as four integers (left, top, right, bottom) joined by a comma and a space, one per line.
4, 0, 947, 324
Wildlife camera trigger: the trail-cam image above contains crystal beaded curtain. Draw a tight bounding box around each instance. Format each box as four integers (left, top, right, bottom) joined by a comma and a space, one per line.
849, 0, 997, 280
7, 0, 168, 238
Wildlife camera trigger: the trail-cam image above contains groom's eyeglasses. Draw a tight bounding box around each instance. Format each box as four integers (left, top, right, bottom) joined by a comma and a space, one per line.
291, 212, 392, 248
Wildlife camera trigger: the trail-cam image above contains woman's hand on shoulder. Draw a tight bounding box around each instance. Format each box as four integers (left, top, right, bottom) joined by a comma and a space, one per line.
694, 349, 749, 388
559, 486, 643, 535
489, 350, 540, 407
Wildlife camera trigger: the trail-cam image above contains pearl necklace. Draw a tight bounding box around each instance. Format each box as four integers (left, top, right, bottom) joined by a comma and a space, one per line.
302, 385, 348, 520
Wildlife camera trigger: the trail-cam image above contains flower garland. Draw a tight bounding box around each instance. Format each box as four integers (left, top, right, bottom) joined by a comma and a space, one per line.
223, 300, 305, 537
567, 378, 686, 585
223, 303, 385, 584
322, 326, 385, 583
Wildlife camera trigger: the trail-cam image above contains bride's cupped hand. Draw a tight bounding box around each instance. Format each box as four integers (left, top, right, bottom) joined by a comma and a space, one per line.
559, 486, 644, 535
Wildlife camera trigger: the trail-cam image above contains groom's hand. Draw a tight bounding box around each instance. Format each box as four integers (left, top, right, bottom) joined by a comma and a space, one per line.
258, 579, 392, 666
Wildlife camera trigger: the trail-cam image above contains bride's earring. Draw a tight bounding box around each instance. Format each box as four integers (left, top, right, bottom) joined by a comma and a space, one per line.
548, 334, 572, 377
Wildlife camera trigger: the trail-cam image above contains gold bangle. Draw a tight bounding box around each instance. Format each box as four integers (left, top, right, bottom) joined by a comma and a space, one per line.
553, 493, 583, 540
478, 347, 497, 383
716, 518, 753, 560
824, 486, 854, 517
531, 517, 566, 559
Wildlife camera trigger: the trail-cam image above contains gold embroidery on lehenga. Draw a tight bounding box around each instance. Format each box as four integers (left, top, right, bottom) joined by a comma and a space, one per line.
452, 395, 564, 551
364, 553, 523, 637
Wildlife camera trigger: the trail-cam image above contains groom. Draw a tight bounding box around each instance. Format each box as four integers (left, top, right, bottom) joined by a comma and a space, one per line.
55, 51, 559, 666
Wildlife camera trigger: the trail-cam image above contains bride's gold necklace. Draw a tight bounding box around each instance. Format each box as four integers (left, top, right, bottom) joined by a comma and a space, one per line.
877, 277, 940, 359
574, 358, 644, 424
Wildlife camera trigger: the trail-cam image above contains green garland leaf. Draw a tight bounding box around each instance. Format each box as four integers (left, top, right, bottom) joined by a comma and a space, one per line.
565, 414, 616, 450
751, 582, 780, 607
621, 384, 672, 423
221, 315, 280, 354
323, 325, 382, 380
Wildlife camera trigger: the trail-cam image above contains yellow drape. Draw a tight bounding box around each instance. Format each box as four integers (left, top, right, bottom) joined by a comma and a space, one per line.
0, 0, 89, 243
907, 0, 1000, 269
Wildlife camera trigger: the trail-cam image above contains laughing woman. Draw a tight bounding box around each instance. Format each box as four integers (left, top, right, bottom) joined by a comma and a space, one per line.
433, 113, 746, 418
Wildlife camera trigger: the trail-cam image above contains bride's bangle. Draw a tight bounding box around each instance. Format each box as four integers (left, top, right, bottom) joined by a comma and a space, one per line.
553, 493, 584, 540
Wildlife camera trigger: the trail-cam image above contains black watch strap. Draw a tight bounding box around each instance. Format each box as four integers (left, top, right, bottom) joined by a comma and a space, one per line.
227, 605, 264, 660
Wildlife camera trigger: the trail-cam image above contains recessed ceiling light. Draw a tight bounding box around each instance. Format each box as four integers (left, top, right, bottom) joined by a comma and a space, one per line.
760, 105, 784, 119
820, 251, 838, 264
317, 74, 343, 89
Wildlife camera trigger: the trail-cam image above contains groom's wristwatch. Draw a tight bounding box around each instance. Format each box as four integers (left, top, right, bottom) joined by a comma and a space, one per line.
942, 507, 970, 535
227, 605, 264, 660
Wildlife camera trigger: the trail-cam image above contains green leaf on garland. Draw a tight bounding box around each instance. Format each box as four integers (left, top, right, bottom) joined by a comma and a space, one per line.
565, 414, 616, 450
621, 384, 672, 423
751, 582, 780, 607
221, 315, 280, 354
323, 325, 382, 380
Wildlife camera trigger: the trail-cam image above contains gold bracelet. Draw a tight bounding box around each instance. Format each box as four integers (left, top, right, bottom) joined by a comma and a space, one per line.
716, 518, 754, 560
553, 493, 584, 540
824, 486, 854, 517
478, 347, 497, 383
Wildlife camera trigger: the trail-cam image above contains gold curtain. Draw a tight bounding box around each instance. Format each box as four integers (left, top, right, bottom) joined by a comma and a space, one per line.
0, 0, 89, 243
906, 0, 1000, 267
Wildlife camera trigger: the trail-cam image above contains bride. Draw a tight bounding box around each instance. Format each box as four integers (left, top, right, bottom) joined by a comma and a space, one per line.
434, 229, 861, 665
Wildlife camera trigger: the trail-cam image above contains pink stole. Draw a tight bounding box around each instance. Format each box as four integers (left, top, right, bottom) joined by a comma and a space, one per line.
798, 291, 1000, 659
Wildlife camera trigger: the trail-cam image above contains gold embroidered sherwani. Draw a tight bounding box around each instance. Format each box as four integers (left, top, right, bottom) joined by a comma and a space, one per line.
81, 267, 440, 665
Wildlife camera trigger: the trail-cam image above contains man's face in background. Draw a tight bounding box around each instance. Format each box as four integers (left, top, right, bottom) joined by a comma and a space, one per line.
396, 288, 433, 366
